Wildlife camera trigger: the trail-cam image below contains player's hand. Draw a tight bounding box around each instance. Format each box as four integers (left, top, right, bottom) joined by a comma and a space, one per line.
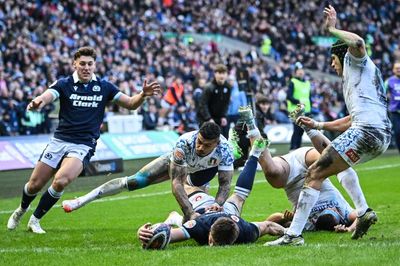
142, 79, 162, 97
296, 116, 321, 130
334, 224, 349, 233
220, 117, 227, 127
184, 212, 201, 222
137, 223, 154, 245
205, 203, 223, 213
323, 5, 337, 31
283, 210, 294, 222
27, 99, 43, 111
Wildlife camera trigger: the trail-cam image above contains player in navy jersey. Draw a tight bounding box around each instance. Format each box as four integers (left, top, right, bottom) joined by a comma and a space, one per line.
7, 46, 161, 234
138, 137, 284, 247
62, 122, 235, 222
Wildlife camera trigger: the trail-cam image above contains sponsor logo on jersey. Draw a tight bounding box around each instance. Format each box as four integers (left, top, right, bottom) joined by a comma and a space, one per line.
92, 85, 101, 91
173, 148, 185, 164
183, 220, 196, 229
194, 195, 203, 202
69, 94, 103, 107
345, 148, 360, 163
230, 215, 239, 223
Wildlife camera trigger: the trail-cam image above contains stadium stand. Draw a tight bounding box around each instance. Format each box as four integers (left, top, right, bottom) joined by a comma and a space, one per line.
0, 0, 398, 136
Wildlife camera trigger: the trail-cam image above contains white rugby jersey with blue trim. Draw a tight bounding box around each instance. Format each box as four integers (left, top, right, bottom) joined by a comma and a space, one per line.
170, 131, 234, 174
342, 52, 391, 131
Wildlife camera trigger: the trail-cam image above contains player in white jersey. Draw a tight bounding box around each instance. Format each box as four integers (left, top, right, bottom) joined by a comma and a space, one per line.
266, 5, 391, 246
264, 147, 356, 233
62, 122, 234, 221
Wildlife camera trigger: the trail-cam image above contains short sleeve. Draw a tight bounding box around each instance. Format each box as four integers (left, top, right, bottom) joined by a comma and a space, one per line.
48, 80, 62, 101
218, 143, 234, 171
171, 137, 187, 166
104, 81, 121, 102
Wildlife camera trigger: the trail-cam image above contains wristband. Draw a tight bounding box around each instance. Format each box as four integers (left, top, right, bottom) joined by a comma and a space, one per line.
316, 122, 324, 130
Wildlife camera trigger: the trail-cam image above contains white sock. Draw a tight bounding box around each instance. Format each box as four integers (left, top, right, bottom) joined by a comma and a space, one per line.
337, 168, 368, 217
247, 126, 261, 138
286, 186, 320, 236
249, 146, 263, 158
164, 211, 183, 227
78, 177, 128, 206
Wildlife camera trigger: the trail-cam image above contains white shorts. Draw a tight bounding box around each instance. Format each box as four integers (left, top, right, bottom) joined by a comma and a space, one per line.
39, 138, 94, 169
331, 126, 391, 166
188, 191, 240, 216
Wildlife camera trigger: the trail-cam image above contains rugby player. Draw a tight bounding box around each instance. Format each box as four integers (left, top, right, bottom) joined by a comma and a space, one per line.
266, 5, 392, 246
7, 46, 161, 233
138, 137, 285, 247
62, 122, 235, 222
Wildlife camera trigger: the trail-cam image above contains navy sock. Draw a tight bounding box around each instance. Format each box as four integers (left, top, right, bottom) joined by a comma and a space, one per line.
33, 186, 63, 219
234, 156, 258, 199
21, 183, 37, 209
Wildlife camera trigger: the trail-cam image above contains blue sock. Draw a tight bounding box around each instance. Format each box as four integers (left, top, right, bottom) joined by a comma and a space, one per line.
33, 186, 63, 219
234, 156, 258, 199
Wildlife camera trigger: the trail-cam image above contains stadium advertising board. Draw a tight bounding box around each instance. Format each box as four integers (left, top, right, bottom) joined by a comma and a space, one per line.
100, 131, 179, 160
0, 141, 34, 170
9, 135, 51, 164
264, 125, 311, 143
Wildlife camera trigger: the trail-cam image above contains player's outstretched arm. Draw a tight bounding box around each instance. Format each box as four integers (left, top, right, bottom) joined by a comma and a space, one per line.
254, 220, 285, 237
297, 115, 351, 133
334, 210, 357, 233
324, 5, 365, 58
170, 162, 199, 222
214, 170, 233, 206
27, 90, 55, 111
116, 79, 161, 110
137, 223, 189, 246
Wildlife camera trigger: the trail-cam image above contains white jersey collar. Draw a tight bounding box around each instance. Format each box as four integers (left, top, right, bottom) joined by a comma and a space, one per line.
72, 71, 97, 83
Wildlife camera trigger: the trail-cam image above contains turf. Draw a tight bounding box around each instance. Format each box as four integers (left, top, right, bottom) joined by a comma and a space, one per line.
0, 154, 399, 265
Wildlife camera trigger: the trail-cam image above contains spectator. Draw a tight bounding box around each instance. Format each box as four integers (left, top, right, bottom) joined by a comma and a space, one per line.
142, 100, 159, 130
287, 62, 311, 150
227, 76, 247, 127
197, 64, 232, 138
255, 94, 275, 138
386, 62, 400, 153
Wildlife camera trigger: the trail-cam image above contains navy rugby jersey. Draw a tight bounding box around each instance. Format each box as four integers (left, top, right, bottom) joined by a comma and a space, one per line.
48, 72, 121, 148
181, 212, 259, 245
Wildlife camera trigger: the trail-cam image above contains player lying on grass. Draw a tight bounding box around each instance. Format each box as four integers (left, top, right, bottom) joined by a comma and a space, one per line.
137, 137, 285, 247
256, 105, 370, 245
63, 122, 234, 221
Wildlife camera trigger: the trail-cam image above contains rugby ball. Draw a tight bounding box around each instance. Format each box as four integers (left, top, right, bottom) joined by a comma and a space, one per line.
143, 223, 172, 250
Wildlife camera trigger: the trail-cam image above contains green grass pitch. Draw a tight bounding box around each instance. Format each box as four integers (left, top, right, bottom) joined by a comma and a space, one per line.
0, 154, 399, 265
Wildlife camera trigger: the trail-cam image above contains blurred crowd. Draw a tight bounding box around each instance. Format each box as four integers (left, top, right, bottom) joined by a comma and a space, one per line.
0, 0, 398, 136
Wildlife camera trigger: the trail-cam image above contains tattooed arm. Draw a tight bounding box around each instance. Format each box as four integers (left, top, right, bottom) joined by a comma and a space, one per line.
214, 170, 233, 206
170, 162, 199, 221
324, 5, 365, 58
308, 130, 331, 154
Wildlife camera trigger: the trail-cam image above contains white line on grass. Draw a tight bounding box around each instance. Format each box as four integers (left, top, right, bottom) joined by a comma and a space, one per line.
1, 242, 400, 253
1, 163, 399, 215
